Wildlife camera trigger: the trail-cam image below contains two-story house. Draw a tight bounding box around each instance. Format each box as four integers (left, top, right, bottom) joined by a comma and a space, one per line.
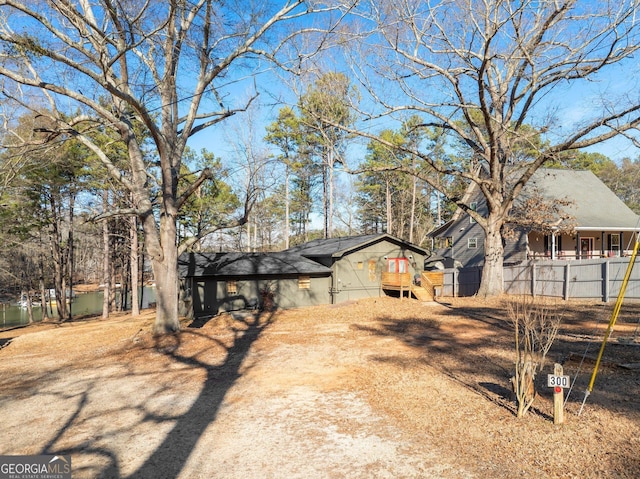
428, 168, 639, 268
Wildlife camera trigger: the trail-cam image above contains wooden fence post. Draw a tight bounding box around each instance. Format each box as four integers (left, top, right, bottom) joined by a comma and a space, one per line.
603, 260, 610, 303
531, 263, 537, 297
563, 263, 570, 300
553, 363, 565, 425
453, 269, 458, 297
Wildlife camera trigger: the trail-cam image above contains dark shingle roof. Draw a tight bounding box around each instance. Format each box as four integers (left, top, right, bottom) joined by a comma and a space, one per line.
524, 169, 639, 230
179, 252, 332, 278
285, 233, 428, 258
429, 168, 640, 237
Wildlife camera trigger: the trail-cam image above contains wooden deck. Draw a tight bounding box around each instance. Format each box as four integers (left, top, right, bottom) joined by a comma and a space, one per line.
381, 272, 413, 288
422, 271, 444, 299
381, 272, 443, 302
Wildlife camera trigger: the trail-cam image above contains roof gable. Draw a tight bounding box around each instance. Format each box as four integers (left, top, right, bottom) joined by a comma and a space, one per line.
430, 168, 639, 236
523, 169, 639, 230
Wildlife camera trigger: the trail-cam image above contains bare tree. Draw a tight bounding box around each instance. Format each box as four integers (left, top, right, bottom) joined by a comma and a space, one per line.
508, 294, 562, 418
102, 191, 110, 320
265, 106, 302, 249
226, 103, 276, 251
298, 72, 357, 239
0, 1, 345, 333
130, 215, 140, 317
345, 0, 640, 296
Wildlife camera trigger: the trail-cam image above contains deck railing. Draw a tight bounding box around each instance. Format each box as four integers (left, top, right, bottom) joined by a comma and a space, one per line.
381, 272, 413, 288
421, 271, 444, 298
380, 272, 414, 300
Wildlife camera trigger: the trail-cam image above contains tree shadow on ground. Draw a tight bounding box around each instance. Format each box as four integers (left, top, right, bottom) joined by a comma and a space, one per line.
354, 315, 519, 415
20, 308, 276, 478
438, 298, 640, 407
355, 312, 556, 420
356, 299, 640, 419
186, 315, 214, 329
123, 309, 273, 479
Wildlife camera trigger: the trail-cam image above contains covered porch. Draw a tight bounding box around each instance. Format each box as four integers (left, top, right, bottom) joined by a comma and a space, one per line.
527, 229, 638, 260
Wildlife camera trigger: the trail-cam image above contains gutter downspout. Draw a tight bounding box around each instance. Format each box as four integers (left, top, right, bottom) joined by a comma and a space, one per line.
330, 259, 338, 304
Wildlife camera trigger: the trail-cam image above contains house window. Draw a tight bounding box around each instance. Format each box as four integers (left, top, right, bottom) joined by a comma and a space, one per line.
298, 276, 311, 289
469, 202, 477, 224
468, 238, 478, 248
387, 258, 409, 273
580, 237, 594, 259
368, 260, 377, 282
435, 237, 450, 249
543, 234, 563, 257
226, 280, 237, 295
610, 234, 620, 253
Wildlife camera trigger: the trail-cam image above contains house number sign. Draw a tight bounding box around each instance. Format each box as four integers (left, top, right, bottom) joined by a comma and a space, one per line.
547, 374, 570, 389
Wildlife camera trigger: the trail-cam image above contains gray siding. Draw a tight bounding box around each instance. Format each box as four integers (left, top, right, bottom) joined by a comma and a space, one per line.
189, 275, 332, 317
181, 236, 429, 315
429, 169, 639, 269
431, 200, 527, 268
332, 242, 426, 302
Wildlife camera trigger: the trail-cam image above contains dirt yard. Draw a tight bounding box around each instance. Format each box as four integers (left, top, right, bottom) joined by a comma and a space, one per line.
0, 296, 639, 478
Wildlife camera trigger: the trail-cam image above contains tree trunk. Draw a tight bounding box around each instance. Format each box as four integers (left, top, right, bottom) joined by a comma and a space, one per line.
284, 165, 290, 249
50, 195, 68, 320
39, 254, 49, 322
409, 155, 418, 243
322, 159, 329, 239
102, 192, 110, 319
120, 254, 130, 312
51, 251, 65, 320
66, 193, 75, 321
39, 276, 49, 321
151, 217, 180, 335
139, 250, 145, 311
130, 216, 140, 317
109, 239, 117, 311
477, 219, 505, 297
385, 178, 392, 234
137, 174, 181, 335
328, 150, 334, 239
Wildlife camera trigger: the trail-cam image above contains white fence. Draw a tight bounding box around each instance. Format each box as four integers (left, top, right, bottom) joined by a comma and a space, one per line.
439, 257, 640, 302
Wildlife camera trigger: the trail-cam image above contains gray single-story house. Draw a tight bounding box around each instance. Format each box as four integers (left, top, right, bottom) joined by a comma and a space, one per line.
179, 233, 432, 318
285, 233, 431, 302
178, 251, 332, 317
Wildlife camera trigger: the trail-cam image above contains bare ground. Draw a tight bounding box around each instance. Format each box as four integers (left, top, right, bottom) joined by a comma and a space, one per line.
0, 296, 639, 478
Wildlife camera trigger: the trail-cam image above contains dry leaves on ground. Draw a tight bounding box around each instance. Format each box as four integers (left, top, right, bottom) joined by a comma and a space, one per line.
0, 296, 639, 478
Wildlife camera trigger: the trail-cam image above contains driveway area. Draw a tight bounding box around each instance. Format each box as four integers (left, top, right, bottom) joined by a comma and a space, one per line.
1, 297, 639, 478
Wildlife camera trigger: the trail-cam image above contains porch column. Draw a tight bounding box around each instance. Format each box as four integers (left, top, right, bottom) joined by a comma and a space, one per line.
576, 232, 581, 259
551, 231, 557, 260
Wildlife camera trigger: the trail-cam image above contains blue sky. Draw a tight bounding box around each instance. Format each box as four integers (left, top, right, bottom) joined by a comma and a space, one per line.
187, 73, 640, 174
185, 2, 640, 170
